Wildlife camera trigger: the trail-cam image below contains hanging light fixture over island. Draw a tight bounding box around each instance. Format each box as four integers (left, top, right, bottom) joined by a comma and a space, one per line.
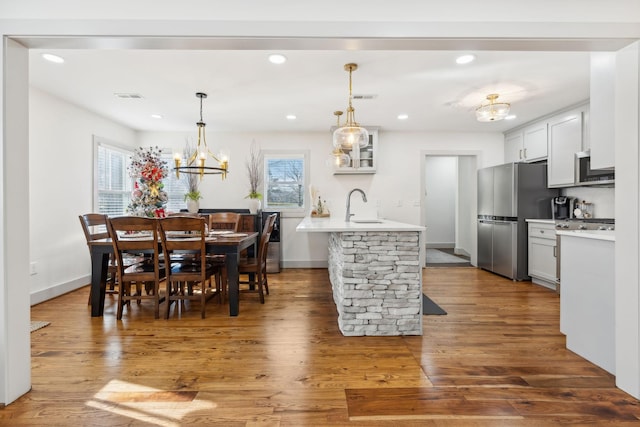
174, 92, 229, 179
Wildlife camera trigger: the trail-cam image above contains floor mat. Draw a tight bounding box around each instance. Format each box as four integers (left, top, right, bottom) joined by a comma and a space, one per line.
30, 321, 50, 333
423, 294, 447, 315
426, 248, 469, 264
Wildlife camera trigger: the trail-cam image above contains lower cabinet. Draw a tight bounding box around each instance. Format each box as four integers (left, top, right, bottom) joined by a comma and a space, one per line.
527, 221, 558, 290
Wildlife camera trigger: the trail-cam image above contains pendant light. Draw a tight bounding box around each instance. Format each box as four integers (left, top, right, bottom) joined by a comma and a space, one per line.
330, 111, 351, 168
476, 93, 511, 122
174, 92, 229, 179
333, 63, 369, 150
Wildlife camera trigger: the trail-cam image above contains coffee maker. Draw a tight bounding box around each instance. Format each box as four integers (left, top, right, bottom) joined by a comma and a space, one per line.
551, 196, 576, 220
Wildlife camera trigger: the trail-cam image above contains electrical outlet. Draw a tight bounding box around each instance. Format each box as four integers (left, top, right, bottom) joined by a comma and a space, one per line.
30, 262, 38, 275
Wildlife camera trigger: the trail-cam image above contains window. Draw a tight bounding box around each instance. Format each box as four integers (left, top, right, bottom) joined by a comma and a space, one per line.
263, 150, 309, 214
94, 137, 132, 217
160, 150, 189, 213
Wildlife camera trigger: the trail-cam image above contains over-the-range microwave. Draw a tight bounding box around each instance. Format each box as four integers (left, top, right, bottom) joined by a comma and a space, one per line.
575, 150, 615, 186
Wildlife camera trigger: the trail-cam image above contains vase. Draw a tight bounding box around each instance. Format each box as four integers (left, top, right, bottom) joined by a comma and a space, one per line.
187, 199, 199, 214
248, 198, 261, 214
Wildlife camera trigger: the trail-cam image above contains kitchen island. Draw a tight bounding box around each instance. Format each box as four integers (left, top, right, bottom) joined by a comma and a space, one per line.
296, 217, 426, 336
558, 229, 615, 374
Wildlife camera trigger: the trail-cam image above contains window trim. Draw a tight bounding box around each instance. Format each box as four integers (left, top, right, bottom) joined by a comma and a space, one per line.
262, 149, 310, 218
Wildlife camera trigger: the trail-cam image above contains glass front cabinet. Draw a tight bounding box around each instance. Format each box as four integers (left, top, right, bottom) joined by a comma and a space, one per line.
331, 127, 378, 175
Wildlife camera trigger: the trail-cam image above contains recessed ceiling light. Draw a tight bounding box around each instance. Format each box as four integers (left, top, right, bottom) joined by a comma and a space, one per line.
505, 114, 517, 120
151, 114, 163, 119
397, 114, 409, 120
455, 54, 476, 65
269, 54, 287, 64
286, 114, 297, 120
41, 53, 64, 64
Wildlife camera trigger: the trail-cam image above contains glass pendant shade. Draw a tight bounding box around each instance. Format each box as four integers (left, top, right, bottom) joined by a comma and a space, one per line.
476, 93, 510, 122
331, 148, 351, 168
333, 125, 369, 149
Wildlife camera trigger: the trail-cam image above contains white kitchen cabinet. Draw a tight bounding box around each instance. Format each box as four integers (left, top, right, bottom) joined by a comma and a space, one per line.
504, 130, 524, 163
332, 128, 378, 174
503, 121, 547, 163
589, 52, 616, 169
527, 221, 557, 290
547, 107, 585, 187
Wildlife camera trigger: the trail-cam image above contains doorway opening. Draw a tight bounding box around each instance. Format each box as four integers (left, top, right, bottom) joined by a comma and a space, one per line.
421, 152, 479, 267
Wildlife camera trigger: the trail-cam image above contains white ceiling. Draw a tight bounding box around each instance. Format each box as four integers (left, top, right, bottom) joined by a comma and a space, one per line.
28, 48, 591, 134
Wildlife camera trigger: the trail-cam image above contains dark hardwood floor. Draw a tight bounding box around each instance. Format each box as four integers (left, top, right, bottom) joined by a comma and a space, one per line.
3, 267, 639, 426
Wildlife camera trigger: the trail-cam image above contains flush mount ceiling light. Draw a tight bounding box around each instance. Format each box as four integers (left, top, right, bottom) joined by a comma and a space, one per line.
41, 53, 64, 64
268, 54, 287, 64
174, 92, 229, 179
333, 63, 369, 151
456, 54, 476, 65
476, 93, 511, 122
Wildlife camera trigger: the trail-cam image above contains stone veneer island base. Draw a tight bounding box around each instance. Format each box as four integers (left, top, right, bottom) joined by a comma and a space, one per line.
296, 217, 426, 336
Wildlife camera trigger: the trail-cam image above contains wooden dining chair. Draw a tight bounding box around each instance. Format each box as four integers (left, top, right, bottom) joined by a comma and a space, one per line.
208, 212, 241, 231
238, 213, 277, 303
79, 213, 118, 303
158, 216, 222, 319
106, 216, 164, 320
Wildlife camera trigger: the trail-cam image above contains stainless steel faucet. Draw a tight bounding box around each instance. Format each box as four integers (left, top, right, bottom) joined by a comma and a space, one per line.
345, 188, 367, 222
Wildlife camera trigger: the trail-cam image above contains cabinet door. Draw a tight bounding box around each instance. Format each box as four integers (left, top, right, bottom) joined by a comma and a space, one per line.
523, 122, 548, 162
333, 129, 378, 174
548, 109, 583, 187
528, 237, 557, 283
590, 52, 615, 169
504, 131, 523, 163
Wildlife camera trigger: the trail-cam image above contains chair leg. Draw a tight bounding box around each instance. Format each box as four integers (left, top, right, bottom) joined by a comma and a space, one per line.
257, 273, 265, 304
117, 281, 125, 320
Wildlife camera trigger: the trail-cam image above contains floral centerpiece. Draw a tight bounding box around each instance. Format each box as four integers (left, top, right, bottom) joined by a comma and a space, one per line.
128, 146, 169, 217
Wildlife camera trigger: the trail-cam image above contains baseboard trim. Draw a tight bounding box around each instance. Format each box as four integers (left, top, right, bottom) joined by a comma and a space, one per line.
426, 243, 455, 249
282, 260, 328, 269
31, 275, 89, 306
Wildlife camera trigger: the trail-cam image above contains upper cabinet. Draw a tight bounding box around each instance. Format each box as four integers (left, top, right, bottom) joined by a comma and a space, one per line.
332, 128, 378, 174
547, 107, 586, 188
504, 121, 548, 163
589, 52, 616, 169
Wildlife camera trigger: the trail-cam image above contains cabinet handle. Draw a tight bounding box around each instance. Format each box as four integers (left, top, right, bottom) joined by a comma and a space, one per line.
540, 230, 544, 234
553, 246, 557, 258
519, 149, 523, 159
523, 148, 527, 159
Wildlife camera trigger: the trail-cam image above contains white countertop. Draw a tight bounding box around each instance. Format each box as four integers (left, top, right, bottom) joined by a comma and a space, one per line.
296, 216, 425, 233
526, 218, 556, 224
557, 229, 615, 242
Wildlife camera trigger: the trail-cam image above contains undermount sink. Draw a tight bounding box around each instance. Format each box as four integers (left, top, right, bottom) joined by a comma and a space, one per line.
351, 219, 383, 223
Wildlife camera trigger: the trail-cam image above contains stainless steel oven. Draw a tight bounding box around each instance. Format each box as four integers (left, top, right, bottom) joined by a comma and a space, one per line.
555, 218, 615, 284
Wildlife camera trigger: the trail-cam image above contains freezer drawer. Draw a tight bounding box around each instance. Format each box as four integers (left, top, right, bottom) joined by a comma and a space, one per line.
477, 220, 493, 270
492, 220, 517, 279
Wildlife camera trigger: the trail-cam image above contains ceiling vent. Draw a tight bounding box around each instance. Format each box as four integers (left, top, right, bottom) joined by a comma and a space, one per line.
352, 94, 377, 100
114, 93, 144, 99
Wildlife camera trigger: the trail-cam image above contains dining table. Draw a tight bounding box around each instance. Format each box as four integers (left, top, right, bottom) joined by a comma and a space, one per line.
87, 232, 259, 317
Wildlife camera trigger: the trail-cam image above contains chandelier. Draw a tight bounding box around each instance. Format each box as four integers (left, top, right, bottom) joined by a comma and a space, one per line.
333, 63, 369, 150
174, 92, 229, 179
476, 93, 511, 122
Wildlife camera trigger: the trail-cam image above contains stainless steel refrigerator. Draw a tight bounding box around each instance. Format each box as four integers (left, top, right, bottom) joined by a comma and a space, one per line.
477, 162, 558, 280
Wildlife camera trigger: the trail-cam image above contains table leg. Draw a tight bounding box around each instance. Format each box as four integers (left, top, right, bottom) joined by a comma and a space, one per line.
226, 250, 240, 316
90, 250, 109, 317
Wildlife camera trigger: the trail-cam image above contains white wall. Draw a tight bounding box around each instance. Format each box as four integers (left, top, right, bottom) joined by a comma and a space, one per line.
457, 156, 476, 257
562, 186, 615, 218
29, 88, 137, 304
425, 156, 457, 247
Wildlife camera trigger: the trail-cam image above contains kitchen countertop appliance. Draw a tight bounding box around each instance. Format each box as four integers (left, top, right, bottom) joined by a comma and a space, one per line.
477, 162, 559, 280
551, 196, 577, 220
555, 218, 615, 284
